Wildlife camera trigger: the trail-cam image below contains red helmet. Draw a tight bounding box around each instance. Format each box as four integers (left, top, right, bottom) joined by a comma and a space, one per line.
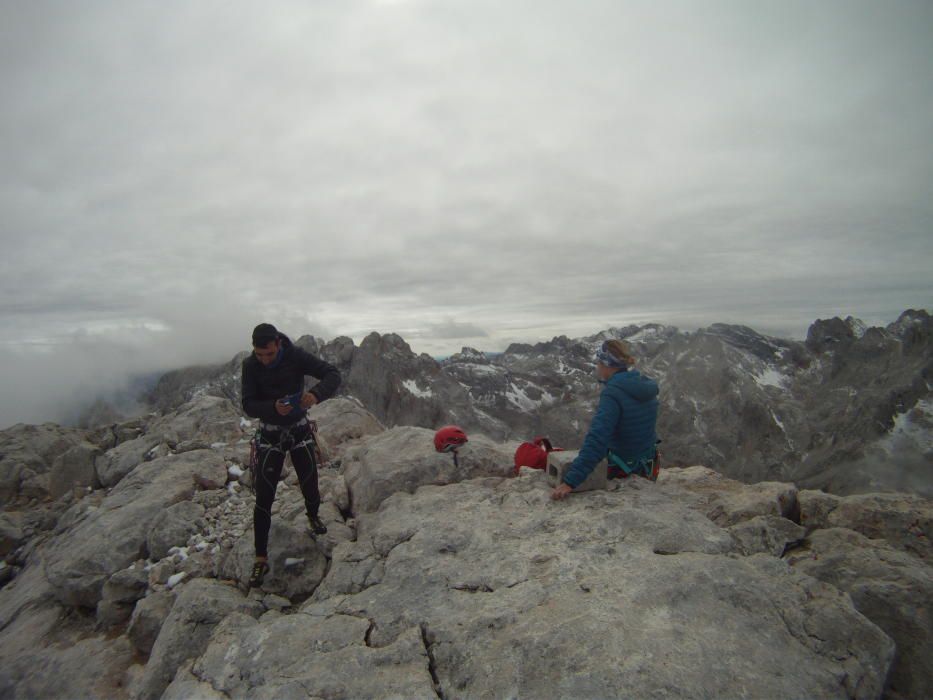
434, 425, 468, 453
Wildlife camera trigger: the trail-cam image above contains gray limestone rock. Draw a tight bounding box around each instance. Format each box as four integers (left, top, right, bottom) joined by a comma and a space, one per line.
98, 562, 152, 626
218, 518, 328, 602
657, 465, 800, 526
727, 515, 806, 557
132, 578, 262, 700
145, 396, 244, 447
307, 396, 385, 457
0, 512, 25, 557
49, 441, 101, 500
2, 633, 134, 700
147, 501, 206, 561
163, 611, 437, 699
293, 475, 893, 699
103, 563, 153, 604
0, 423, 84, 504
319, 470, 350, 514
787, 527, 933, 699
341, 426, 514, 513
0, 554, 134, 698
798, 489, 932, 560
95, 434, 163, 488
43, 449, 227, 608
127, 590, 176, 656
96, 598, 135, 629
161, 661, 227, 700
346, 331, 476, 433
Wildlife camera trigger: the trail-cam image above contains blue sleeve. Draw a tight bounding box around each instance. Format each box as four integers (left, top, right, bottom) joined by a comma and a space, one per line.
563, 391, 621, 488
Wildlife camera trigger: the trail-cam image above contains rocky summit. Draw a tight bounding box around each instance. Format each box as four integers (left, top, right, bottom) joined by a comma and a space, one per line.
131, 309, 933, 497
0, 396, 930, 699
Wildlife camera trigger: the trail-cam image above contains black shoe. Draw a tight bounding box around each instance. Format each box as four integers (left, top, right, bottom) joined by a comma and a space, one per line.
248, 560, 270, 588
308, 514, 328, 536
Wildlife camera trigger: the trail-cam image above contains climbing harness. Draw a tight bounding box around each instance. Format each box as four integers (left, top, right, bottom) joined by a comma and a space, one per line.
247, 418, 320, 492
607, 440, 662, 482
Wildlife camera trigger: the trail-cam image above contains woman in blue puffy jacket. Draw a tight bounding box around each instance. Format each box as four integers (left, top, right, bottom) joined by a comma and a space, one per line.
551, 339, 659, 500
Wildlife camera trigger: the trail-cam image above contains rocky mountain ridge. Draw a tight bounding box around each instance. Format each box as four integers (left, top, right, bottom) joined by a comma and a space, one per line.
135, 309, 932, 496
0, 396, 930, 698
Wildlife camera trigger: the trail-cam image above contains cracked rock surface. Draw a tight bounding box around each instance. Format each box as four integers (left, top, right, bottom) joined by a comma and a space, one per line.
182, 471, 896, 699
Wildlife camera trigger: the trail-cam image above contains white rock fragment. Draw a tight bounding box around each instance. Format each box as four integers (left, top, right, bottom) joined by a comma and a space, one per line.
168, 546, 189, 561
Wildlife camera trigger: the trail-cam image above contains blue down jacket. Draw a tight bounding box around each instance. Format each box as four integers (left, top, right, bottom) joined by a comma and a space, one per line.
562, 369, 659, 488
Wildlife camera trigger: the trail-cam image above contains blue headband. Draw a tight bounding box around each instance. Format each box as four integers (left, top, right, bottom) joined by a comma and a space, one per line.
595, 343, 629, 369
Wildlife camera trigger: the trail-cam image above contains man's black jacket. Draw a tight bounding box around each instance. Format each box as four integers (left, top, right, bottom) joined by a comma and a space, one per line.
241, 333, 341, 426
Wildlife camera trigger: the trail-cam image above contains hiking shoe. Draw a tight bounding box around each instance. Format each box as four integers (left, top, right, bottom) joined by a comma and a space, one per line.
308, 514, 328, 536
247, 560, 270, 588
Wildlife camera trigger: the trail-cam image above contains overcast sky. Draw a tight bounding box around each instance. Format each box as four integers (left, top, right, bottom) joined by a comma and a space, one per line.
1, 0, 932, 427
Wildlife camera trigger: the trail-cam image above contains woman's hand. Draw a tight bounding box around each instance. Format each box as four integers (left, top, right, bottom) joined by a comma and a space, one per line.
275, 399, 294, 416
300, 392, 319, 409
550, 483, 573, 500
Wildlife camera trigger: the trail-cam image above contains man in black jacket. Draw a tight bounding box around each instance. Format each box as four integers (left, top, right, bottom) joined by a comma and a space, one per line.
241, 322, 341, 588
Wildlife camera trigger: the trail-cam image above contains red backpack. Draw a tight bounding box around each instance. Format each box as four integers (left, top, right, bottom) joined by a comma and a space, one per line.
513, 436, 563, 476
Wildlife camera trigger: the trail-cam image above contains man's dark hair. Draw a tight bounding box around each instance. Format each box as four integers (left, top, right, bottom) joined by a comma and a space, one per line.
252, 323, 279, 347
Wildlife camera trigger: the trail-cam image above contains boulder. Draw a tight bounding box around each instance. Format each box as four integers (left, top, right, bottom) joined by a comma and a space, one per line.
1, 633, 134, 700
787, 527, 933, 699
319, 470, 350, 515
43, 449, 227, 608
53, 491, 105, 535
17, 468, 49, 501
0, 512, 25, 557
147, 501, 206, 561
799, 489, 932, 560
146, 396, 243, 447
128, 590, 176, 656
95, 434, 163, 488
132, 578, 262, 700
0, 555, 134, 698
0, 560, 60, 645
657, 466, 800, 526
102, 563, 150, 604
307, 396, 385, 457
49, 441, 101, 499
96, 598, 135, 629
341, 426, 513, 513
97, 563, 151, 628
0, 423, 84, 504
727, 515, 807, 557
114, 418, 147, 445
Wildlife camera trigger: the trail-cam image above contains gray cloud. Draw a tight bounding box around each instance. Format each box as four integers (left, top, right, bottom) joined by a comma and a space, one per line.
408, 320, 489, 341
1, 0, 932, 426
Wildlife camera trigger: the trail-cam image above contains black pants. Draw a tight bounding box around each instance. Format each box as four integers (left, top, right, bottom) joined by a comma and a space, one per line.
253, 422, 320, 558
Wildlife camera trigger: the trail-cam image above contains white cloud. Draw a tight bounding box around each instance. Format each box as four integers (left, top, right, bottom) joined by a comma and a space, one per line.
0, 0, 931, 425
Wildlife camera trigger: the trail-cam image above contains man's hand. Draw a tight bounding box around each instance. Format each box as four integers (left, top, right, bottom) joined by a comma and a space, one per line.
300, 392, 318, 410
550, 483, 573, 500
275, 399, 294, 416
